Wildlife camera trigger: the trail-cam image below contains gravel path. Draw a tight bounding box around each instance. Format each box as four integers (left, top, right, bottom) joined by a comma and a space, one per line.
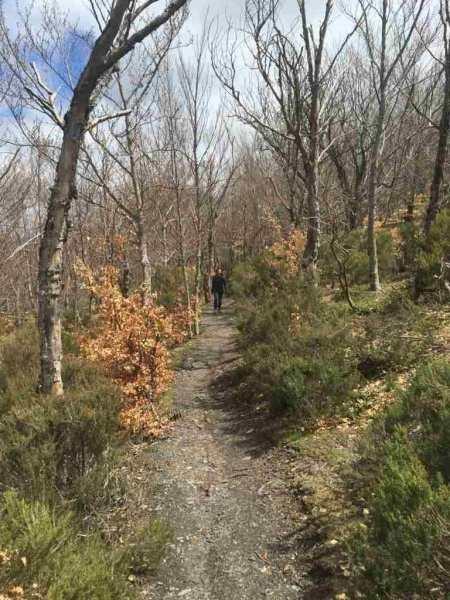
142, 303, 306, 600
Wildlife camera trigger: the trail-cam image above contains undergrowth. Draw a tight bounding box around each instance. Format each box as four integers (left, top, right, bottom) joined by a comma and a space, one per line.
0, 323, 170, 598
233, 240, 360, 426
231, 224, 449, 598
352, 360, 450, 598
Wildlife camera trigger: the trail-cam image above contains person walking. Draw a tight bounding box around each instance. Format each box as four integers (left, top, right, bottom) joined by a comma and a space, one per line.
211, 269, 226, 312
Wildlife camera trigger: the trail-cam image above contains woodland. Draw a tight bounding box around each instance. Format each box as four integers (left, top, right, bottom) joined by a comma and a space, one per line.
0, 0, 449, 598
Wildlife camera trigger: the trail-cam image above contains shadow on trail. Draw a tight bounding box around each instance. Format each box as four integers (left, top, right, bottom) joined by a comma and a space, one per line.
200, 304, 292, 460
144, 302, 307, 600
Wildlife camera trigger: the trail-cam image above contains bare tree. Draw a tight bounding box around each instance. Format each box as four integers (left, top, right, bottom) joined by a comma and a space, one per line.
213, 0, 358, 275
349, 0, 428, 290
327, 49, 371, 230
160, 66, 194, 337
424, 0, 450, 236
177, 24, 235, 332
82, 26, 181, 300
0, 0, 189, 395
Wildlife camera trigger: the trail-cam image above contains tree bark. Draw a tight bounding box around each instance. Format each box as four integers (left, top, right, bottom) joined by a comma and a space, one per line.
193, 240, 202, 336
365, 1, 388, 293
424, 63, 450, 237
301, 84, 321, 273
203, 228, 214, 303
302, 165, 321, 271
37, 0, 188, 394
173, 162, 193, 338
367, 134, 382, 292
137, 220, 152, 298
38, 99, 89, 394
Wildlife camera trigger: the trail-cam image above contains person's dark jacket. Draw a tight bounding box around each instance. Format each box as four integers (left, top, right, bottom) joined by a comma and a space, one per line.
211, 275, 226, 294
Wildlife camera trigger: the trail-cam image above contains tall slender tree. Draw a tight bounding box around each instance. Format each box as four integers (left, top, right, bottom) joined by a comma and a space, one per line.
0, 0, 189, 395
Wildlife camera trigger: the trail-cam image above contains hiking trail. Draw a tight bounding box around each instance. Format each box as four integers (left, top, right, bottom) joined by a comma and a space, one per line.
141, 302, 308, 600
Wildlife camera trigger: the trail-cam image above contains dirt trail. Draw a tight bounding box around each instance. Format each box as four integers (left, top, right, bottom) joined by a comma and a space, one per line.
142, 303, 306, 600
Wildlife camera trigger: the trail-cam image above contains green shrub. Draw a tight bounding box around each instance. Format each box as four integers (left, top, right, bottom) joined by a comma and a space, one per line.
122, 520, 172, 576
240, 344, 290, 403
356, 285, 436, 376
0, 491, 73, 585
383, 359, 450, 483
233, 259, 359, 424
238, 295, 297, 350
398, 220, 421, 273
0, 491, 134, 599
71, 447, 124, 515
272, 357, 357, 418
0, 324, 170, 599
0, 375, 122, 508
271, 358, 307, 412
321, 229, 398, 287
153, 265, 193, 308
48, 537, 133, 600
62, 328, 81, 355
0, 325, 123, 512
0, 321, 39, 379
415, 208, 450, 300
354, 360, 450, 597
0, 322, 39, 408
231, 256, 283, 304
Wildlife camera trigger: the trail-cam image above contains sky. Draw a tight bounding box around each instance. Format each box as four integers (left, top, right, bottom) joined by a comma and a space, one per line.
0, 0, 352, 98
0, 0, 361, 141
1, 0, 354, 68
0, 0, 437, 154
0, 0, 359, 144
38, 0, 341, 37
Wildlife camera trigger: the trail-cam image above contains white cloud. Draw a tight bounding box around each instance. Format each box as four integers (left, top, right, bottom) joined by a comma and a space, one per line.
185, 0, 354, 45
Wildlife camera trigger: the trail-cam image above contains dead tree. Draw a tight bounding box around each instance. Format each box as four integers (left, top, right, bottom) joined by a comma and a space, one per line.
178, 23, 235, 332
424, 0, 450, 237
350, 0, 428, 291
213, 0, 358, 275
0, 0, 189, 395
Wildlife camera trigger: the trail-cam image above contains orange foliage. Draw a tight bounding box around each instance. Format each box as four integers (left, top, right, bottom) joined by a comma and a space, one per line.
0, 315, 15, 337
269, 229, 305, 275
77, 264, 190, 436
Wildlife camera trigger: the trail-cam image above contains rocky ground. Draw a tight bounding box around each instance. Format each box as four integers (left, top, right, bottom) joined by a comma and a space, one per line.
139, 302, 310, 600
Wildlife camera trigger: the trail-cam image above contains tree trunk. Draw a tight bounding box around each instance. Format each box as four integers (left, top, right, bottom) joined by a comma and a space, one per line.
301, 161, 321, 273
424, 64, 450, 237
137, 220, 152, 299
348, 200, 358, 230
348, 187, 364, 230
366, 102, 385, 292
301, 79, 321, 274
181, 257, 193, 339
38, 103, 87, 395
120, 259, 131, 298
174, 185, 193, 338
193, 240, 202, 336
203, 228, 214, 303
366, 137, 382, 291
162, 222, 169, 267
36, 0, 136, 394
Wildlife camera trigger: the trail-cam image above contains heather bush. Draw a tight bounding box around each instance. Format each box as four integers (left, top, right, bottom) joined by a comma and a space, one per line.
233, 232, 359, 424
354, 360, 450, 598
121, 520, 172, 576
320, 228, 398, 288
0, 321, 171, 598
0, 327, 122, 511
415, 209, 450, 300
0, 491, 134, 599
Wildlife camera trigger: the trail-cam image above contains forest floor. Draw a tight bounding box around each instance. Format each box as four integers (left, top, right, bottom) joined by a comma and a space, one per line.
129, 302, 313, 600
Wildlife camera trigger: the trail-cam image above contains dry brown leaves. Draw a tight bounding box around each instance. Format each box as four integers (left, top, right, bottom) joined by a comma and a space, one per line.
76, 264, 191, 436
